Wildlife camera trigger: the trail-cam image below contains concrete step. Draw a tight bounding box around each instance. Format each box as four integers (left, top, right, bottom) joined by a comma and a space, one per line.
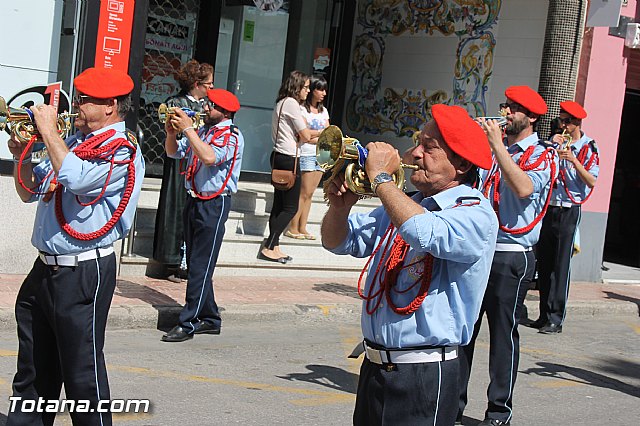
120, 180, 380, 277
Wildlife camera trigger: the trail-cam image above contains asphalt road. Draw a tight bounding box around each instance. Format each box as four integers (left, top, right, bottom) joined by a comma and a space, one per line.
0, 310, 637, 425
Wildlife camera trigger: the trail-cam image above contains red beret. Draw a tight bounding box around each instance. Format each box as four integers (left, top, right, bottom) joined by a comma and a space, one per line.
431, 104, 493, 170
560, 101, 587, 119
504, 85, 547, 115
73, 67, 134, 98
207, 89, 240, 112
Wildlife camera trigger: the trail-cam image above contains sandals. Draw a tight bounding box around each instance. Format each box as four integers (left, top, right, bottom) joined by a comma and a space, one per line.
303, 234, 316, 240
284, 230, 305, 239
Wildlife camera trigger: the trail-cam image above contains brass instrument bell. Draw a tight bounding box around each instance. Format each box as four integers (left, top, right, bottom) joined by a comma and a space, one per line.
158, 103, 204, 130
317, 125, 418, 197
0, 96, 77, 143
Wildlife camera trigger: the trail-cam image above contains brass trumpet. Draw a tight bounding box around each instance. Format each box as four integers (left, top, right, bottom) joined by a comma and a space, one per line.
0, 96, 77, 143
317, 125, 418, 197
158, 103, 204, 130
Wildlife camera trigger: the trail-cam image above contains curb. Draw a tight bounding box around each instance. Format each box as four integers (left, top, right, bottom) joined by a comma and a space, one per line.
0, 300, 636, 332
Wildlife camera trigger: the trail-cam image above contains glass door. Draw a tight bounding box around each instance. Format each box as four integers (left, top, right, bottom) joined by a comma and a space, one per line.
216, 4, 290, 173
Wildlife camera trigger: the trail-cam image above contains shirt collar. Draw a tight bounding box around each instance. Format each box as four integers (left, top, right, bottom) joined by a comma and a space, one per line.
512, 132, 540, 152
207, 118, 233, 130
83, 121, 126, 140
572, 132, 590, 149
413, 184, 472, 211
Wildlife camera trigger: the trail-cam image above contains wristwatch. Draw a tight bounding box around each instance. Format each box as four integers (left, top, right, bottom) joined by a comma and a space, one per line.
370, 172, 394, 195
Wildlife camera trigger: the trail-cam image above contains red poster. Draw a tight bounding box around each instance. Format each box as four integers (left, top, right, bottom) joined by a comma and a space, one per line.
94, 0, 135, 71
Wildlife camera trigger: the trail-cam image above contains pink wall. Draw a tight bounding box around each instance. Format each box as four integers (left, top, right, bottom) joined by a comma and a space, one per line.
581, 1, 637, 214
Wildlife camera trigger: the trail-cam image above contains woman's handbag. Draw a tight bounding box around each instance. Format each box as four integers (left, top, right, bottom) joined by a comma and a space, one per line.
270, 99, 298, 191
271, 168, 296, 190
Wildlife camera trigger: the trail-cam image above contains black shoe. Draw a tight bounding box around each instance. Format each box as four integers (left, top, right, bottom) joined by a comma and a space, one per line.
523, 317, 547, 329
538, 322, 563, 334
194, 321, 221, 335
161, 325, 194, 342
257, 251, 288, 264
479, 418, 510, 426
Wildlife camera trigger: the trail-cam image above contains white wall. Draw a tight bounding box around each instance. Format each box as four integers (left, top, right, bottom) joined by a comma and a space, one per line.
0, 176, 39, 274
489, 0, 549, 115
0, 0, 64, 159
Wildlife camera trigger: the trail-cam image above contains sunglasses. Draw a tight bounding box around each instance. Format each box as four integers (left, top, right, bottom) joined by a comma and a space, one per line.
198, 81, 214, 87
72, 94, 92, 105
499, 102, 528, 114
559, 116, 574, 125
204, 99, 215, 109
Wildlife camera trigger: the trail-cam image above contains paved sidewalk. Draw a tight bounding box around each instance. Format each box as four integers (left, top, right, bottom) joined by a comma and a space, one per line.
0, 273, 638, 330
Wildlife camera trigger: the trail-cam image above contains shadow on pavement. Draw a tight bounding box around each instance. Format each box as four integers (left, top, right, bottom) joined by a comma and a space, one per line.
312, 283, 360, 299
521, 359, 640, 398
602, 291, 640, 316
114, 279, 182, 331
277, 364, 359, 394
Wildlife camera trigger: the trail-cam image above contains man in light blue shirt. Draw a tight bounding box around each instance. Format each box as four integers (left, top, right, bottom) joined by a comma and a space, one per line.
533, 101, 599, 334
7, 67, 144, 426
458, 86, 558, 426
161, 88, 244, 343
322, 104, 497, 425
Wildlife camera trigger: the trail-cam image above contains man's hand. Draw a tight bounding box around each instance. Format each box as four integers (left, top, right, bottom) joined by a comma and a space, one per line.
29, 104, 60, 140
7, 134, 32, 159
168, 108, 195, 134
165, 115, 178, 137
325, 173, 359, 211
557, 147, 577, 165
364, 142, 401, 179
479, 118, 504, 152
551, 133, 565, 145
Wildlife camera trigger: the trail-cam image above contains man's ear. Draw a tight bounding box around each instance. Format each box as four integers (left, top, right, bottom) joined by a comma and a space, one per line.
456, 157, 473, 176
105, 98, 116, 115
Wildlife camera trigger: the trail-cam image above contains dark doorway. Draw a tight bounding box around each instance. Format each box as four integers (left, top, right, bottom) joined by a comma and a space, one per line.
603, 90, 640, 267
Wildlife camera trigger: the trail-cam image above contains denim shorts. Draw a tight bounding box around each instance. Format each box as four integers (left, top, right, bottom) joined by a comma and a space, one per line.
299, 155, 323, 172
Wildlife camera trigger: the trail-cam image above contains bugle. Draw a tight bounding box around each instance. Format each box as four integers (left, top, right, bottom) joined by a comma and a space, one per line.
158, 103, 204, 130
317, 125, 418, 197
0, 96, 77, 143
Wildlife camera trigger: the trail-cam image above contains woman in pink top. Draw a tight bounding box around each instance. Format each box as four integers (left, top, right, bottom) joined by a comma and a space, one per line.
258, 71, 319, 263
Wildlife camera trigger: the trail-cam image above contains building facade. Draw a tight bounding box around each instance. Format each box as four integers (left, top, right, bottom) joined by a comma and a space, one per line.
1, 0, 638, 281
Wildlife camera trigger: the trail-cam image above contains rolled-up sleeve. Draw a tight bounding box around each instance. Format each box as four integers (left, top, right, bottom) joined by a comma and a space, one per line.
327, 207, 387, 259
167, 137, 188, 159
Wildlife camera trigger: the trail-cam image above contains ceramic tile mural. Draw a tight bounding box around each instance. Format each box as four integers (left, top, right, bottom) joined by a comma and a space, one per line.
346, 0, 502, 137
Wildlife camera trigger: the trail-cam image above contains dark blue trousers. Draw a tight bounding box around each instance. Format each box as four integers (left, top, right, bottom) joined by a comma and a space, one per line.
536, 205, 581, 326
178, 195, 230, 331
354, 357, 459, 426
8, 254, 116, 426
458, 250, 535, 424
